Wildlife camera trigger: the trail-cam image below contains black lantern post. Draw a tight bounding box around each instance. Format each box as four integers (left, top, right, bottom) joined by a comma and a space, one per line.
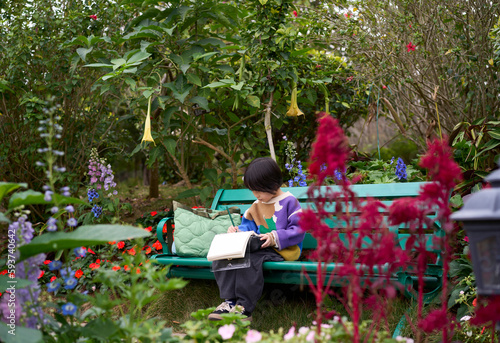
451, 165, 500, 338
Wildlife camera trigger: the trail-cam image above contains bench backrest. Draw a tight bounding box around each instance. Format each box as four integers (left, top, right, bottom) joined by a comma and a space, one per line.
210, 182, 441, 256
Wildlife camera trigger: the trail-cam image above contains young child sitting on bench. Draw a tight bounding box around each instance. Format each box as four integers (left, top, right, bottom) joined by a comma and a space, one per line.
208, 157, 305, 321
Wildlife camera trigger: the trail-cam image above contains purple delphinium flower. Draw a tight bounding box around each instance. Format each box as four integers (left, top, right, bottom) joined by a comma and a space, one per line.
0, 217, 45, 328
395, 157, 407, 180
47, 217, 57, 232
91, 205, 102, 218
67, 218, 78, 227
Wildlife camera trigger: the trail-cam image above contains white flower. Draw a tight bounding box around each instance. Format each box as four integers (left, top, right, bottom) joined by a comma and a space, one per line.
298, 327, 309, 335
460, 315, 472, 322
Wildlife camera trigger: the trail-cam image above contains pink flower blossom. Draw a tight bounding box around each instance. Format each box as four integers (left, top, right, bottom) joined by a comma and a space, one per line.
292, 10, 298, 17
218, 324, 235, 340
284, 326, 296, 340
406, 42, 416, 52
245, 330, 262, 343
89, 15, 97, 20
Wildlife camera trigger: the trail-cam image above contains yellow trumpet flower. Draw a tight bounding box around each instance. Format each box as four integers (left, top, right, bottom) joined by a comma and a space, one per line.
141, 96, 155, 145
286, 86, 304, 117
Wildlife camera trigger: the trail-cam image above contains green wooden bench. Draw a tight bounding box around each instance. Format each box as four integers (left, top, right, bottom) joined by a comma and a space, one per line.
151, 182, 443, 302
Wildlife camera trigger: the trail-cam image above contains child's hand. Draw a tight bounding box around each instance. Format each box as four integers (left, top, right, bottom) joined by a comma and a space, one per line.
259, 233, 276, 248
228, 226, 239, 233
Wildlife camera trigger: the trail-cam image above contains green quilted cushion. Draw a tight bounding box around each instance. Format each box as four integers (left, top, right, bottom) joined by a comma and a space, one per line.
173, 202, 241, 257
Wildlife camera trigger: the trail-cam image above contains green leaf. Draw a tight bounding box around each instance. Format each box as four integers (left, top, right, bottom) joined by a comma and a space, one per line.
487, 128, 500, 140
164, 139, 177, 156
230, 81, 245, 91
127, 50, 151, 65
84, 318, 119, 340
189, 96, 209, 111
76, 47, 93, 62
0, 275, 33, 293
246, 95, 260, 108
0, 182, 27, 203
186, 74, 202, 86
0, 322, 43, 343
83, 63, 113, 68
8, 191, 86, 209
19, 225, 151, 260
341, 102, 351, 108
0, 213, 10, 223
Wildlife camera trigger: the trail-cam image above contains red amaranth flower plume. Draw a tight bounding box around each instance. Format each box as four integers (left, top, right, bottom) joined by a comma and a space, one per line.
470, 296, 500, 325
419, 137, 462, 190
308, 113, 350, 185
418, 309, 452, 332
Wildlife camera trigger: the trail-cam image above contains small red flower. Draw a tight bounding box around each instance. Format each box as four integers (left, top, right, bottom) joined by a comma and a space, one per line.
38, 271, 45, 279
117, 241, 125, 249
145, 226, 152, 232
124, 265, 130, 271
382, 85, 387, 89
44, 260, 52, 265
0, 270, 8, 275
292, 10, 298, 17
89, 14, 97, 20
112, 265, 121, 271
316, 65, 321, 68
127, 247, 136, 256
108, 241, 116, 245
464, 236, 469, 243
152, 240, 162, 251
75, 269, 83, 278
473, 298, 477, 307
95, 259, 101, 264
406, 42, 416, 52
136, 268, 141, 274
143, 246, 152, 254
346, 76, 354, 82
150, 211, 158, 216
50, 276, 57, 282
87, 248, 96, 255
89, 263, 100, 270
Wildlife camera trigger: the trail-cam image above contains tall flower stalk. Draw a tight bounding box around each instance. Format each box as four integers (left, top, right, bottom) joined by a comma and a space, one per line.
300, 113, 461, 342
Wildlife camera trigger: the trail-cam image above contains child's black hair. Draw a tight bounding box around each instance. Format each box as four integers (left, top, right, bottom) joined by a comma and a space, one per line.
243, 157, 283, 193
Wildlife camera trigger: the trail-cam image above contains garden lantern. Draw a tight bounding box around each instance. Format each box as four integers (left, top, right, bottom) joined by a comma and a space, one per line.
451, 165, 500, 296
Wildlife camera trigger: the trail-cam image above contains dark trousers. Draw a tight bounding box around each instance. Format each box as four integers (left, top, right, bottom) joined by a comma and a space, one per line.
213, 242, 283, 313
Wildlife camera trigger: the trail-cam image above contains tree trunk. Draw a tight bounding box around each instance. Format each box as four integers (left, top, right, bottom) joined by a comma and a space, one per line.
264, 92, 276, 161
149, 161, 159, 198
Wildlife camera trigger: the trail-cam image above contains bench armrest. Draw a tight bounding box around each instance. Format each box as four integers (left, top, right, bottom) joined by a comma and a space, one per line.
156, 217, 174, 255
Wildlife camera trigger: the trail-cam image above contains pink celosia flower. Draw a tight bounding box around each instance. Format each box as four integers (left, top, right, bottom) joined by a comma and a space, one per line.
293, 10, 298, 17
218, 324, 235, 340
245, 330, 262, 343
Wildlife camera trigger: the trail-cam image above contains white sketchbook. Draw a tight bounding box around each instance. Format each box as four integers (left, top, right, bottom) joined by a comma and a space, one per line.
207, 231, 256, 261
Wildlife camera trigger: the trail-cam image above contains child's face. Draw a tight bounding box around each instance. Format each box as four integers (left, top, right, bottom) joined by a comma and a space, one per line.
251, 190, 275, 203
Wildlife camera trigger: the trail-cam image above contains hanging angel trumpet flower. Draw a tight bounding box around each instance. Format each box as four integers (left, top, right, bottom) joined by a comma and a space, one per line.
286, 85, 304, 117
141, 95, 155, 145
